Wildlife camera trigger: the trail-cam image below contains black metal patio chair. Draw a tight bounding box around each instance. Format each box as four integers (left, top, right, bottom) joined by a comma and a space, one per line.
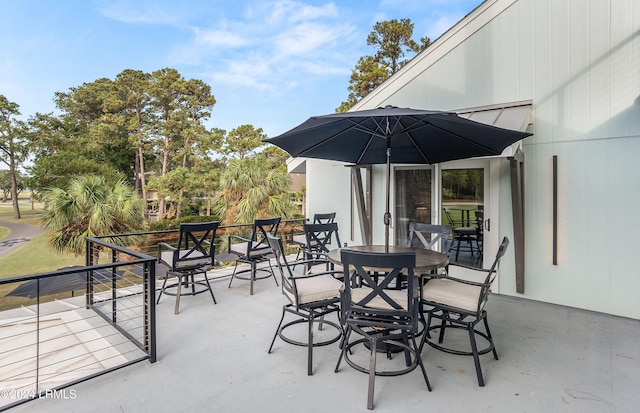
443, 208, 482, 261
301, 222, 342, 273
408, 222, 452, 254
419, 236, 509, 386
335, 249, 431, 410
267, 234, 343, 375
291, 212, 336, 261
228, 217, 281, 295
157, 221, 219, 314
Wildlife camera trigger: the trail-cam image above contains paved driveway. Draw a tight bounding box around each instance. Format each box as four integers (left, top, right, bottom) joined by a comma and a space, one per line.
0, 220, 44, 258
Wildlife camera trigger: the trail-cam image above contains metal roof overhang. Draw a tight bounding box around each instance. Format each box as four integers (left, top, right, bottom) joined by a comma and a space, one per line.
456, 100, 533, 158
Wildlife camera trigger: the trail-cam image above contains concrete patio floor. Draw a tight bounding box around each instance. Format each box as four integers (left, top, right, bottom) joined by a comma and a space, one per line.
9, 267, 640, 413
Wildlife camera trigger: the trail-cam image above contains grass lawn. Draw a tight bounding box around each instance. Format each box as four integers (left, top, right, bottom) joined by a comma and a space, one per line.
0, 193, 44, 217
0, 231, 84, 278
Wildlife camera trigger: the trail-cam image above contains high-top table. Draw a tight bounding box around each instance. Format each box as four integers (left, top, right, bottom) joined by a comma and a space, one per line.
327, 245, 449, 274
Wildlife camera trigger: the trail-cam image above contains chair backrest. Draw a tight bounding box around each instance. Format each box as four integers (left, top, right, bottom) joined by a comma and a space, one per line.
340, 250, 418, 331
475, 236, 509, 312
266, 234, 297, 302
247, 216, 281, 255
408, 222, 451, 253
484, 236, 509, 283
303, 222, 341, 254
312, 212, 336, 224
173, 221, 219, 270
475, 210, 484, 235
442, 208, 457, 228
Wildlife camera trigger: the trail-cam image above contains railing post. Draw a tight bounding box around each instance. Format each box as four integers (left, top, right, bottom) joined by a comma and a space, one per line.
146, 261, 157, 363
111, 249, 118, 324
86, 238, 92, 309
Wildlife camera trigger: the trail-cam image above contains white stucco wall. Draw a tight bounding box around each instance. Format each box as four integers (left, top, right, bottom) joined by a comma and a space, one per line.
307, 0, 640, 318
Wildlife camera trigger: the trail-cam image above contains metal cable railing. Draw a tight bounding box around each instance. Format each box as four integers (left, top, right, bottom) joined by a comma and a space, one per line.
0, 218, 305, 410
0, 240, 156, 411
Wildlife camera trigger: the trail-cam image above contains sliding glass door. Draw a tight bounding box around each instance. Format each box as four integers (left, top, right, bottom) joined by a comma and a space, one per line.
393, 161, 490, 269
393, 168, 431, 246
442, 167, 485, 268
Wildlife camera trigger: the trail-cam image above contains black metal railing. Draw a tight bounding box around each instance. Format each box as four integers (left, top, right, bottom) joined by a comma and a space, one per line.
91, 218, 307, 259
0, 239, 156, 411
0, 217, 305, 411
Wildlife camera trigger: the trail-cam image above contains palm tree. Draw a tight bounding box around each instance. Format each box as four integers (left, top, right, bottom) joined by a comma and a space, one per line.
213, 156, 297, 225
41, 175, 145, 260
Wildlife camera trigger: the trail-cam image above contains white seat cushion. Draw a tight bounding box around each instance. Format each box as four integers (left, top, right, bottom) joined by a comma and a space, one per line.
421, 279, 482, 313
161, 250, 210, 269
292, 234, 307, 245
284, 274, 342, 305
229, 242, 270, 259
350, 287, 410, 311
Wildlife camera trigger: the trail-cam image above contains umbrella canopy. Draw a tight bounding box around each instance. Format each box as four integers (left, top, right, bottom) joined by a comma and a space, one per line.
266, 105, 532, 249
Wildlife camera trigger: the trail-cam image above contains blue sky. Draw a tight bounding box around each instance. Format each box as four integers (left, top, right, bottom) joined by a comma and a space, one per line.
1, 0, 482, 137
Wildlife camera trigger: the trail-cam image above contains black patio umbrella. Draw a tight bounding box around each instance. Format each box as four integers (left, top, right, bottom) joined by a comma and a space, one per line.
6, 267, 123, 299
265, 105, 532, 250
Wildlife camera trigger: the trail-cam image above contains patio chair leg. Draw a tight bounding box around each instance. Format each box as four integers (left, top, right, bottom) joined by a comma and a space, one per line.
174, 274, 183, 315
308, 313, 314, 375
268, 308, 286, 353
250, 262, 255, 295
438, 314, 448, 344
335, 326, 352, 372
318, 313, 325, 331
483, 316, 498, 360
228, 262, 240, 289
268, 261, 278, 287
367, 338, 377, 410
468, 323, 484, 386
412, 334, 432, 391
156, 276, 169, 304
402, 333, 411, 366
204, 273, 217, 304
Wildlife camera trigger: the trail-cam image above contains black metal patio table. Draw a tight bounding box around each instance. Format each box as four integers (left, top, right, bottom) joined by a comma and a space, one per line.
327, 245, 449, 274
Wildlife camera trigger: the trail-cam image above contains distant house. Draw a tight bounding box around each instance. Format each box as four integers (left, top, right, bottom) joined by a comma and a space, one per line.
292, 0, 640, 319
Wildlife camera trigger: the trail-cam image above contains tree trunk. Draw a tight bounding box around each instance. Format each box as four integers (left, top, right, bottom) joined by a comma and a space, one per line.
176, 189, 183, 219
138, 146, 148, 219
10, 168, 20, 219
158, 136, 169, 219
134, 150, 140, 191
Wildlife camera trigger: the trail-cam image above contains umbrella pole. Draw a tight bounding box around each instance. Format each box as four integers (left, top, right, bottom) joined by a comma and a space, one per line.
384, 146, 391, 253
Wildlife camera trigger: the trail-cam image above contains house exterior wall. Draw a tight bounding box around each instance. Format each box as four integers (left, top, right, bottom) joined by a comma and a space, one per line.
306, 0, 640, 318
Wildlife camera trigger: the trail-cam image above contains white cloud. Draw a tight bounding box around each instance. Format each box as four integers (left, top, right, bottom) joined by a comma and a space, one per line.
98, 0, 187, 26
209, 58, 274, 90
183, 1, 357, 95
267, 0, 338, 25
430, 16, 460, 38
194, 28, 249, 49
273, 22, 342, 57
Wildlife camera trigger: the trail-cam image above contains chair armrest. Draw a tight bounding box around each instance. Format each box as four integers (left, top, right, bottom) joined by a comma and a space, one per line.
158, 242, 177, 251
421, 272, 487, 287
227, 234, 251, 252
158, 242, 177, 258
288, 268, 344, 280
448, 262, 488, 272
289, 227, 305, 242
157, 242, 177, 265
